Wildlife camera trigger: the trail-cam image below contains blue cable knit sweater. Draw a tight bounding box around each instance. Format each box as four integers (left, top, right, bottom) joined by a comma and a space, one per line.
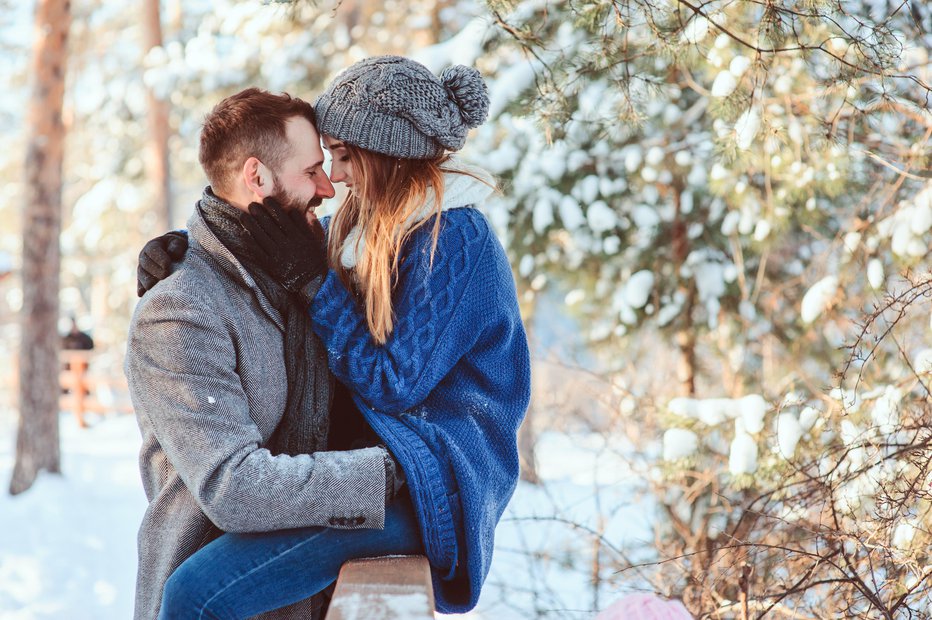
312, 206, 531, 612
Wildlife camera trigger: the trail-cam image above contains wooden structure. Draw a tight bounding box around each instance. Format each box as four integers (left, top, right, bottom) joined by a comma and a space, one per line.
324, 555, 435, 620
59, 350, 93, 428
54, 350, 132, 427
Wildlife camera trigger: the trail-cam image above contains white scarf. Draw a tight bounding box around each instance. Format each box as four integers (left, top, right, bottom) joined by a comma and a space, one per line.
339, 159, 495, 269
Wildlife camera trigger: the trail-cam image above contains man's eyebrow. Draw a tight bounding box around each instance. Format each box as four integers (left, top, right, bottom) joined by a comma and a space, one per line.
303, 159, 325, 173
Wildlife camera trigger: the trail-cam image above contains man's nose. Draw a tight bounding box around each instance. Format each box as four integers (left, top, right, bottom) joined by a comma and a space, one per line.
317, 175, 335, 199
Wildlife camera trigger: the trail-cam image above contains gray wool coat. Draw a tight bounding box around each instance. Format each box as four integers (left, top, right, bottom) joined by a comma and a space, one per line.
125, 207, 387, 620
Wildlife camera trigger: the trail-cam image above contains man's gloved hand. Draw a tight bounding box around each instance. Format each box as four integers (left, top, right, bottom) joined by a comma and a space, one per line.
137, 231, 189, 297
239, 197, 328, 302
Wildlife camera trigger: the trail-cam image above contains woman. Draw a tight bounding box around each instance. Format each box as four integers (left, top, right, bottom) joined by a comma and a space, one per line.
146, 56, 530, 618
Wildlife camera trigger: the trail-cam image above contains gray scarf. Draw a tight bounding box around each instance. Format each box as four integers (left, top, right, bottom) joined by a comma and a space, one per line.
197, 188, 331, 456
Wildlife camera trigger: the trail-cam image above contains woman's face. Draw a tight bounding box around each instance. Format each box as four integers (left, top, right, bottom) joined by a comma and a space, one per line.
322, 135, 355, 189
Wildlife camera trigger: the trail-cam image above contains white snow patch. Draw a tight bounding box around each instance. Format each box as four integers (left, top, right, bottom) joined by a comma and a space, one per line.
623, 270, 655, 309
738, 395, 767, 434
729, 55, 752, 77
777, 413, 803, 459
681, 15, 711, 44
734, 107, 760, 150
0, 414, 148, 618
892, 520, 917, 550
533, 196, 554, 233
800, 276, 839, 324
867, 259, 885, 290
662, 428, 699, 461
711, 70, 738, 97
558, 196, 586, 230
488, 60, 538, 119
870, 386, 901, 434
799, 406, 821, 432
914, 348, 932, 374
587, 201, 618, 234
729, 419, 758, 475
645, 146, 665, 167
667, 395, 768, 431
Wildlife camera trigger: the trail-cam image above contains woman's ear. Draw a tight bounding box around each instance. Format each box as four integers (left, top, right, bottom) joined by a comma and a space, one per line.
242, 157, 274, 199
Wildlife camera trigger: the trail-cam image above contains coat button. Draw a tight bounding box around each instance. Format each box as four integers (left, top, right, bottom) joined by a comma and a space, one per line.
329, 517, 338, 526
355, 516, 365, 525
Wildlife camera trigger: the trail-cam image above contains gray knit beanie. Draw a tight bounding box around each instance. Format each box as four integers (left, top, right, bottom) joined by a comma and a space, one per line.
314, 55, 490, 159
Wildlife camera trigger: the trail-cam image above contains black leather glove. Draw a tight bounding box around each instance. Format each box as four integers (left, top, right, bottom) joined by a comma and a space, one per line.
239, 197, 328, 303
137, 230, 189, 297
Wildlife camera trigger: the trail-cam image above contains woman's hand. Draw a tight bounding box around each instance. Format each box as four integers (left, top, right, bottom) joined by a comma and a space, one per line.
239, 198, 328, 301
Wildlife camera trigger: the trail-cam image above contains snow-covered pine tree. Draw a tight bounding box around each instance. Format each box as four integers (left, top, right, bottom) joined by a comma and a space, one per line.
461, 0, 932, 614
470, 0, 930, 397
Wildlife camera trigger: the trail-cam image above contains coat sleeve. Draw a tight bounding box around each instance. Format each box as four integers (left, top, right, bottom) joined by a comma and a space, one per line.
126, 289, 387, 533
309, 211, 491, 413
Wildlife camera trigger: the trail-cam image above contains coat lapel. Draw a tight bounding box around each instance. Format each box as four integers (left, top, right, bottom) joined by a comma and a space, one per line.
187, 211, 286, 332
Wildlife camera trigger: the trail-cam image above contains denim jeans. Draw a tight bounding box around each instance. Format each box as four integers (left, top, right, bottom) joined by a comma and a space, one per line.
159, 490, 423, 619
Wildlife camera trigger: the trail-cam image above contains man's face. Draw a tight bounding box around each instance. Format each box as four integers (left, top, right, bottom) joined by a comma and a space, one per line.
268, 116, 335, 214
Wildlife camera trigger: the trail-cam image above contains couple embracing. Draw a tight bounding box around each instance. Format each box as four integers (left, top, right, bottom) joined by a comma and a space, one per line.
126, 56, 530, 619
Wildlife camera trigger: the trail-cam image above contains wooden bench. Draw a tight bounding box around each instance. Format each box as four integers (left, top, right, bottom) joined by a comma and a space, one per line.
324, 555, 434, 620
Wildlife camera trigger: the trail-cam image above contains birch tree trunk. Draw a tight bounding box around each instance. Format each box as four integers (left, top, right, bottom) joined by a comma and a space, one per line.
11, 0, 72, 495
144, 0, 172, 230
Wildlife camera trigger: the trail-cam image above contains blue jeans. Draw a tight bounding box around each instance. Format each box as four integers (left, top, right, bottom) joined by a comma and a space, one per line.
159, 491, 423, 619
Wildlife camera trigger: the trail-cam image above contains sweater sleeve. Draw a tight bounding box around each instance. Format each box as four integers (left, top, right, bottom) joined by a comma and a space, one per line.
310, 211, 491, 413
126, 289, 387, 533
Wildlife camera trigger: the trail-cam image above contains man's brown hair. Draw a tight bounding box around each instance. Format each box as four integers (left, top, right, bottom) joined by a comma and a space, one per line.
198, 88, 316, 195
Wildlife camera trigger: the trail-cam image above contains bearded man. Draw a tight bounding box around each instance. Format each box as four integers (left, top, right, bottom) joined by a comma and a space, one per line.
125, 88, 397, 620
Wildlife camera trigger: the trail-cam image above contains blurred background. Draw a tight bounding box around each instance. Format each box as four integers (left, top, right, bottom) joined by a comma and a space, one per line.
1, 0, 931, 618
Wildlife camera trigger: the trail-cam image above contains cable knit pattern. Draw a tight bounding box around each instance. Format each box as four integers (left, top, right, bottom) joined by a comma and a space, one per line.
312, 207, 531, 613
314, 55, 491, 158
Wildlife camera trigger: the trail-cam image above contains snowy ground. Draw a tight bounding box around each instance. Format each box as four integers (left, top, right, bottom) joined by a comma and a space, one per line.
0, 410, 653, 619
0, 413, 146, 619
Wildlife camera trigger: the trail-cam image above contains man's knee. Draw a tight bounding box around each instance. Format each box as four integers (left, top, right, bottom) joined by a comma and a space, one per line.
161, 564, 224, 620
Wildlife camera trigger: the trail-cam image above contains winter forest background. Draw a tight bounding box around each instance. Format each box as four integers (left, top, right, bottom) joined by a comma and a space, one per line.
1, 0, 931, 618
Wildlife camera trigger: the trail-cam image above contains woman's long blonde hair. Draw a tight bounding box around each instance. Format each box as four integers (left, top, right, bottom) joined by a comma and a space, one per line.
327, 146, 448, 345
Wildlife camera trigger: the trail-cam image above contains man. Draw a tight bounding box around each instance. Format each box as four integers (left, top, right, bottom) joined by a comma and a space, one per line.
125, 88, 395, 620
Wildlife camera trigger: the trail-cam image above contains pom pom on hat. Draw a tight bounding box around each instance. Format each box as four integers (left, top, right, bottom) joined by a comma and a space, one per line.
441, 65, 490, 128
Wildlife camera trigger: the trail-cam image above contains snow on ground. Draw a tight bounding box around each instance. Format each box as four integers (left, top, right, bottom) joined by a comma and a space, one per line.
483, 435, 655, 619
0, 412, 650, 619
0, 412, 147, 619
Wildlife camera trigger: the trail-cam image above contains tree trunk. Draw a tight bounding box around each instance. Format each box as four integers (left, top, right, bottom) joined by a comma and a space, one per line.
675, 315, 697, 397
144, 0, 172, 230
518, 399, 540, 484
167, 0, 183, 35
670, 175, 697, 397
517, 289, 540, 484
11, 0, 72, 496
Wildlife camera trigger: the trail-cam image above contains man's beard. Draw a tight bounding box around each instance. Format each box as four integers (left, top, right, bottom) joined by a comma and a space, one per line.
270, 172, 322, 214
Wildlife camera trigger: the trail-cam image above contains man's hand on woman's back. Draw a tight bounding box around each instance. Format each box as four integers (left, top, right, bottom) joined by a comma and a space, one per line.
137, 231, 189, 296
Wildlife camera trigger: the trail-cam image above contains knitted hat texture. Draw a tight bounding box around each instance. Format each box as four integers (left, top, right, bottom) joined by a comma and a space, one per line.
314, 55, 490, 159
